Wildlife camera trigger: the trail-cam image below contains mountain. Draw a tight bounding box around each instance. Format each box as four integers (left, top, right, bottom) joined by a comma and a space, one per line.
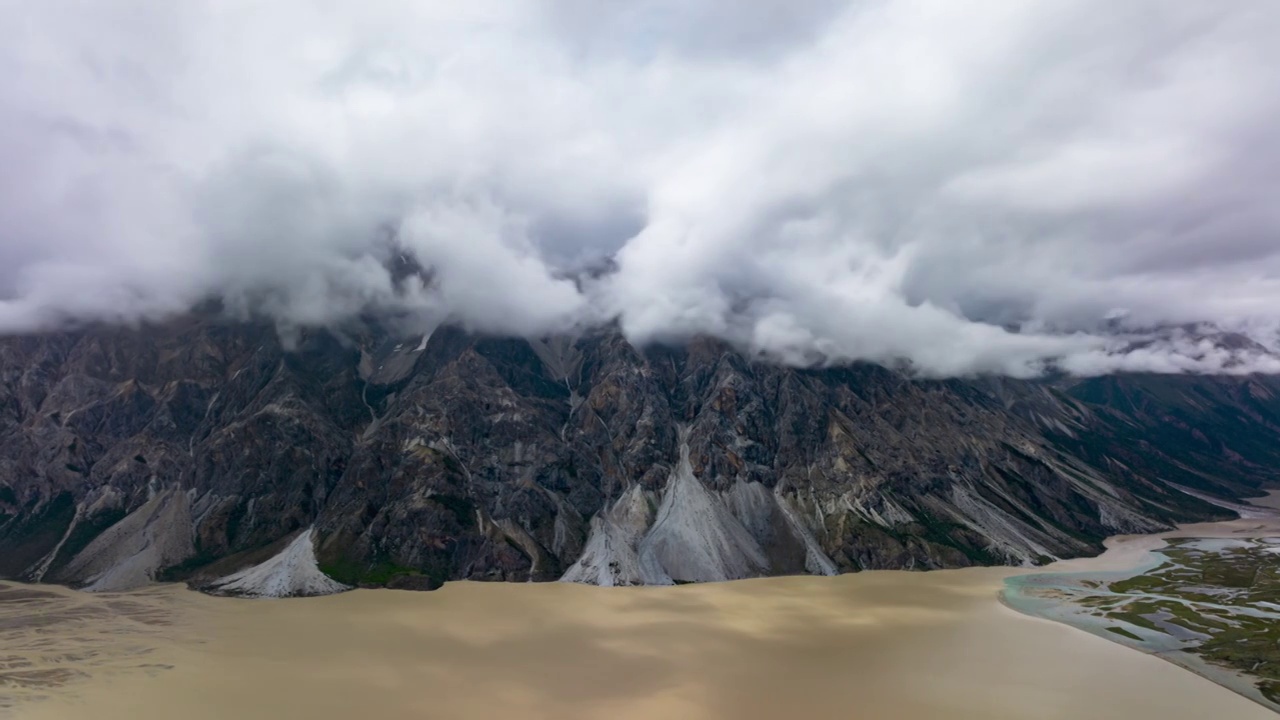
1, 314, 1277, 596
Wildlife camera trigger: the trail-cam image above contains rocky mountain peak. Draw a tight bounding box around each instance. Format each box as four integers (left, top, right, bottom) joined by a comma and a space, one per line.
1, 316, 1278, 596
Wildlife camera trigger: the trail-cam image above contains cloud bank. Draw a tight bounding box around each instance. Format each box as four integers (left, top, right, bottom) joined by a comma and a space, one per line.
2, 0, 1280, 376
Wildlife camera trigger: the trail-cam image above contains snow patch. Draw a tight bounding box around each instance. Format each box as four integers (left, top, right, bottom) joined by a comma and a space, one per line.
206, 527, 349, 598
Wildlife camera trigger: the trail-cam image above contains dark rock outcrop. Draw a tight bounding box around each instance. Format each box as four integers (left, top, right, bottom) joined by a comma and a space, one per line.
1, 314, 1277, 594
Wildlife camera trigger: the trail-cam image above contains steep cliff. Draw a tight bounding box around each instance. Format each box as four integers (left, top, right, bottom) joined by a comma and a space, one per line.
1, 315, 1276, 595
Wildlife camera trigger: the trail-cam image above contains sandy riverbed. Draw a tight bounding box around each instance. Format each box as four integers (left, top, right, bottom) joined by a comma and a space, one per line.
4, 494, 1279, 720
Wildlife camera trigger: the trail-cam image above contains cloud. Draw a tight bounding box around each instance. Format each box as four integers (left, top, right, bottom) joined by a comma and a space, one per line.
1, 0, 1279, 376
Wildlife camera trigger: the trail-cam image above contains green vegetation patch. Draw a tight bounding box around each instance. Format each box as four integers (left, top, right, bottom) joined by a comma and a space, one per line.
318, 554, 446, 590
1106, 626, 1143, 641
1054, 537, 1280, 710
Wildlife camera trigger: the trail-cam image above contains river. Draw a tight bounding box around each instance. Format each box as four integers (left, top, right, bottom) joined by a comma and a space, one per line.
4, 498, 1279, 720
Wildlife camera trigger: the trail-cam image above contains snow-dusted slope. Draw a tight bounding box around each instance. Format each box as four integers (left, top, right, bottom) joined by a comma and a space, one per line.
206, 527, 349, 598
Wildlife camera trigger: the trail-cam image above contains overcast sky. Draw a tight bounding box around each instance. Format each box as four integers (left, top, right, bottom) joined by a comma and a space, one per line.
2, 0, 1279, 376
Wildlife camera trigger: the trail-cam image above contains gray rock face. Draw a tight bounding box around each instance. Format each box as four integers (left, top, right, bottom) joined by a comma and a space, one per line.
636, 436, 768, 583
1, 314, 1278, 594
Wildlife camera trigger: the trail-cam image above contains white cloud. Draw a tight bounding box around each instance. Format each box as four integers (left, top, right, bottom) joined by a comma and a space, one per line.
1, 0, 1279, 376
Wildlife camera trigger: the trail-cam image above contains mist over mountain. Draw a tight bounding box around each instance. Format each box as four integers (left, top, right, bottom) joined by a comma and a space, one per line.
3, 1, 1280, 377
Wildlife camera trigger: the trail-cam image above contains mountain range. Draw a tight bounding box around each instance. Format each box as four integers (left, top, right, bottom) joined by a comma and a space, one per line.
2, 312, 1278, 596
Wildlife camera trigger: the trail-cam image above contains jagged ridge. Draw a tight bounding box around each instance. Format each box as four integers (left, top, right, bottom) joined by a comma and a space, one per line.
0, 317, 1277, 594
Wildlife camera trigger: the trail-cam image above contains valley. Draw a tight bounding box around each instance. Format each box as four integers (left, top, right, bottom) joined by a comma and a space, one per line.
4, 504, 1279, 719
1004, 492, 1280, 713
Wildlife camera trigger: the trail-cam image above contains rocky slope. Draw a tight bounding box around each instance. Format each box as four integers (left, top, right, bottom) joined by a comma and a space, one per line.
1, 313, 1278, 595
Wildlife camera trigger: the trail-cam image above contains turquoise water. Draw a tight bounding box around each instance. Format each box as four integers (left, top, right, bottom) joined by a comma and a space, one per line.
1001, 551, 1184, 653
1000, 538, 1280, 713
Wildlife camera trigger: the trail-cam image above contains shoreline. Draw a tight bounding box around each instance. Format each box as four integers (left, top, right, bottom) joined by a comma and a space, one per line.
7, 490, 1277, 600
11, 568, 1274, 720
3, 492, 1278, 719
999, 490, 1280, 714
999, 563, 1279, 713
